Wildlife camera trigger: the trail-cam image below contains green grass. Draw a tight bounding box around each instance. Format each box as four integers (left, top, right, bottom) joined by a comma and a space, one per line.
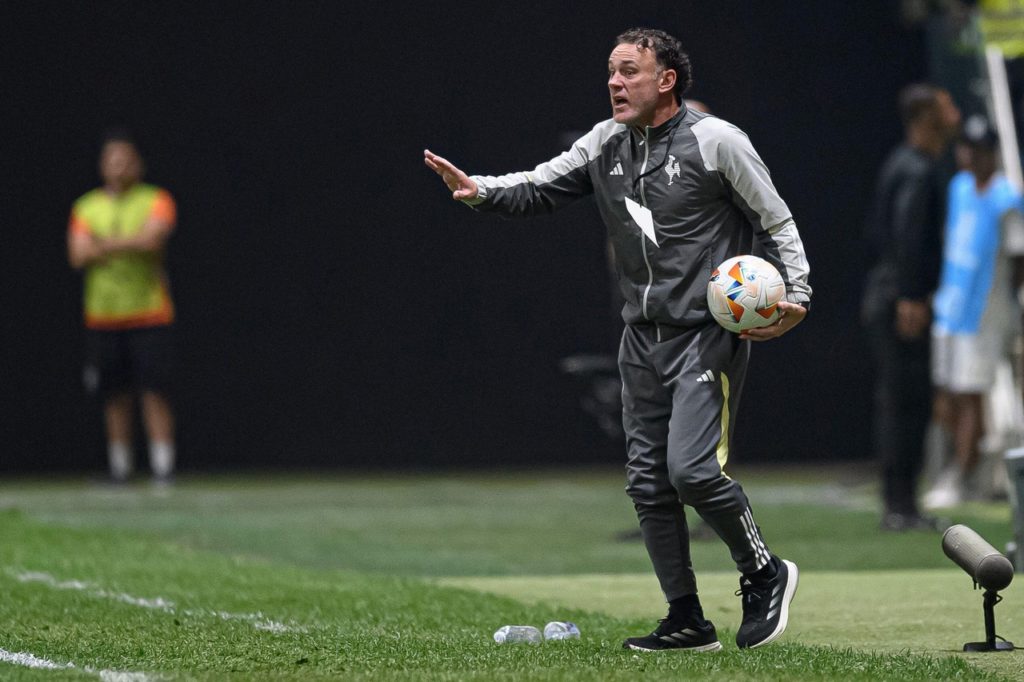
438, 570, 1024, 680
0, 467, 1020, 680
0, 466, 1011, 576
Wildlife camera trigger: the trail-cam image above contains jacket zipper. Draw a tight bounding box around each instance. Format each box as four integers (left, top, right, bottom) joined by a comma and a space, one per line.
638, 126, 655, 329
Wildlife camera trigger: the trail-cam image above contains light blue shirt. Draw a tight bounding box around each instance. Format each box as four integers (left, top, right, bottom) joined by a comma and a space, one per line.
933, 171, 1023, 334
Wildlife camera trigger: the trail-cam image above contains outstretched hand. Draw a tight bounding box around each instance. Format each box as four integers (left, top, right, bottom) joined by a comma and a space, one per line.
739, 301, 807, 341
424, 149, 479, 201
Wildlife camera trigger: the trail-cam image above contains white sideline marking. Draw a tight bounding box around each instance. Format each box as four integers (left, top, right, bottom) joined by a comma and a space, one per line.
0, 646, 156, 680
8, 569, 303, 633
0, 648, 73, 670
99, 672, 154, 682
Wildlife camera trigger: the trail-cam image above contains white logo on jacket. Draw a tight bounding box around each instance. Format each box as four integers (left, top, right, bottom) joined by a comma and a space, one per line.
665, 155, 681, 185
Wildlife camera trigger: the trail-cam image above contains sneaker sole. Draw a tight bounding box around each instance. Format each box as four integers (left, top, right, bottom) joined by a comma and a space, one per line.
626, 640, 723, 653
747, 559, 799, 649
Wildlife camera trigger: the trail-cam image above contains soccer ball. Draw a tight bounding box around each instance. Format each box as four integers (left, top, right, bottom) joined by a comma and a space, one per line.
707, 255, 785, 333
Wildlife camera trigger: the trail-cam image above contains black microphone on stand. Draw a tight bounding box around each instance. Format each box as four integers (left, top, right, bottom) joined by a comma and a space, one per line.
941, 525, 1015, 652
942, 525, 1014, 591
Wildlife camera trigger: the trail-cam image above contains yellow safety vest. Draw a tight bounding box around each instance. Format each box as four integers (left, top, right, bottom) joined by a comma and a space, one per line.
68, 183, 176, 330
980, 0, 1024, 58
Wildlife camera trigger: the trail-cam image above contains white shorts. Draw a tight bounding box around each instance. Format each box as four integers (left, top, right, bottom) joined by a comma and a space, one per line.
931, 330, 1002, 393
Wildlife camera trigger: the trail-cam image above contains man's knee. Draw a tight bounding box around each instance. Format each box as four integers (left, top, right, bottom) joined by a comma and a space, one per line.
625, 474, 678, 510
669, 465, 732, 507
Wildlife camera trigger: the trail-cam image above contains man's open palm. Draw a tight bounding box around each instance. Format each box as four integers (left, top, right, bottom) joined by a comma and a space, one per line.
424, 149, 478, 201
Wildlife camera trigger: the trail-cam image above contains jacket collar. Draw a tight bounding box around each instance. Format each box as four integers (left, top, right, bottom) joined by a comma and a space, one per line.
632, 104, 686, 140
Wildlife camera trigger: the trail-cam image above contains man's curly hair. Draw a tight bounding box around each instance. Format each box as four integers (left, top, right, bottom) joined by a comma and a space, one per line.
615, 28, 693, 103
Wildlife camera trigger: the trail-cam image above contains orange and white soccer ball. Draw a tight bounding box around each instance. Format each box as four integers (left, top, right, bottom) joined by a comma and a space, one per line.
707, 255, 785, 333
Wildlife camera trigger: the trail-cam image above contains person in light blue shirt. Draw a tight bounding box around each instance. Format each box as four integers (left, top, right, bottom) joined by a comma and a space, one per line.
927, 116, 1024, 508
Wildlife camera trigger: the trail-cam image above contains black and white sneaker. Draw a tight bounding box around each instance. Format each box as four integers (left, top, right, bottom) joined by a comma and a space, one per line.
623, 615, 722, 652
735, 557, 799, 649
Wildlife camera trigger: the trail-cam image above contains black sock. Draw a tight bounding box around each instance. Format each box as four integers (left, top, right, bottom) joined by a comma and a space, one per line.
745, 556, 779, 583
668, 593, 704, 620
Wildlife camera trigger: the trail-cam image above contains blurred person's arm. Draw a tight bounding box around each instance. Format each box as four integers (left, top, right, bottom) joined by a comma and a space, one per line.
894, 298, 929, 339
67, 208, 104, 270
101, 190, 176, 256
891, 172, 937, 339
101, 218, 173, 255
67, 233, 106, 270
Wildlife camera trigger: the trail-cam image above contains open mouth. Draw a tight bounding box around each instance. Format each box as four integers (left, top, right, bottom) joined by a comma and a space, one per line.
612, 96, 628, 108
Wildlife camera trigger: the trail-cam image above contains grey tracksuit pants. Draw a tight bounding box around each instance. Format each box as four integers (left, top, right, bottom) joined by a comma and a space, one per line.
620, 322, 772, 601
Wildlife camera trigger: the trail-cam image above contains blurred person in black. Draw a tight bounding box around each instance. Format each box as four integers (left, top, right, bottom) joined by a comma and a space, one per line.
862, 84, 961, 531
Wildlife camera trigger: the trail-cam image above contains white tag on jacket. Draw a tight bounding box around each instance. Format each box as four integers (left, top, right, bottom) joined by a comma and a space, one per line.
625, 197, 658, 247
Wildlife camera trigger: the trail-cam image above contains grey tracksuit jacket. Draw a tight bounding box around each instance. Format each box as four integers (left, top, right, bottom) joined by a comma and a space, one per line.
467, 106, 812, 325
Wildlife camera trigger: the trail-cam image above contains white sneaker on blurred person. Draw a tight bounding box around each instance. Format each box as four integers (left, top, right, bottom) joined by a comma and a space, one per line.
923, 468, 963, 509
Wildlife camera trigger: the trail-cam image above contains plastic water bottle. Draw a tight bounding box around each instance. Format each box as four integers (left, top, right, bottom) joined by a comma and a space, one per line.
493, 625, 543, 644
543, 621, 581, 640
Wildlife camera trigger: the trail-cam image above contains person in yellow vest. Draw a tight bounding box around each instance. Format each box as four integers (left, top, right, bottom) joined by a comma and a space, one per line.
67, 130, 177, 484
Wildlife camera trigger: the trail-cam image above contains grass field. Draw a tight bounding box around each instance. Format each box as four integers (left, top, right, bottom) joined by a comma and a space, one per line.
0, 465, 1021, 680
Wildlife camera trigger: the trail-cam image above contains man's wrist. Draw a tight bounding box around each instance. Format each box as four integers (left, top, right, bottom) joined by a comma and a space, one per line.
786, 297, 810, 313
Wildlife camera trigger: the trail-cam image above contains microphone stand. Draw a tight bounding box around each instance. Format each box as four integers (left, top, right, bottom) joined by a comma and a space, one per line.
963, 589, 1015, 652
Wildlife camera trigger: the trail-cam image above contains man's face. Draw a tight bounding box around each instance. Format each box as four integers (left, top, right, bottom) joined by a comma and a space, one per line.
608, 42, 666, 127
968, 145, 998, 180
99, 141, 142, 191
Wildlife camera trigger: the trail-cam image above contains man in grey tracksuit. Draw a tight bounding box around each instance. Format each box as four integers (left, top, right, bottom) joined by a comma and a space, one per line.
425, 27, 810, 651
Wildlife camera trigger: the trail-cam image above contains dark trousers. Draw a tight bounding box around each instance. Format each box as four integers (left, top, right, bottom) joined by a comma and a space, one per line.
620, 322, 770, 601
866, 319, 932, 516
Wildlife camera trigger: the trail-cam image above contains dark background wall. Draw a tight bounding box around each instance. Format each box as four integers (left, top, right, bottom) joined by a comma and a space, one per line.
1, 1, 926, 473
